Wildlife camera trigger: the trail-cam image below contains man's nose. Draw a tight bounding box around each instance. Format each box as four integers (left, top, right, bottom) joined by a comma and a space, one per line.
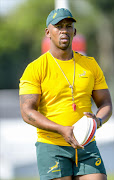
61, 27, 68, 33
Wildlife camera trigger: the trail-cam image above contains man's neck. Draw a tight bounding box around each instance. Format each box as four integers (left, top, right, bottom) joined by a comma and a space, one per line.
49, 48, 73, 61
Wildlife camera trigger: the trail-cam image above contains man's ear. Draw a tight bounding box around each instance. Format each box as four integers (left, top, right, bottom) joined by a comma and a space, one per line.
45, 28, 51, 38
74, 28, 76, 37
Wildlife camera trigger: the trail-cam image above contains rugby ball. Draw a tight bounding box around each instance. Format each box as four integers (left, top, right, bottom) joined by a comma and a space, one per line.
73, 116, 97, 146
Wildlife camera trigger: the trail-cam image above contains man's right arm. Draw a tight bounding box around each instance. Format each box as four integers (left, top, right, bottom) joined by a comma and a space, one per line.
19, 94, 83, 149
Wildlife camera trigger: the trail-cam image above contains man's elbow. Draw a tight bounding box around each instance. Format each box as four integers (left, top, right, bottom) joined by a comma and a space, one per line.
20, 107, 29, 124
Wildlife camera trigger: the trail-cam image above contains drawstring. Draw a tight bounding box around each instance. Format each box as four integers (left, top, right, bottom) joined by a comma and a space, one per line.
75, 149, 78, 167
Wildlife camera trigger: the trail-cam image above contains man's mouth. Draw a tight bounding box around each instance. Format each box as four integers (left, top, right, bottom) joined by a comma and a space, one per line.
60, 35, 69, 42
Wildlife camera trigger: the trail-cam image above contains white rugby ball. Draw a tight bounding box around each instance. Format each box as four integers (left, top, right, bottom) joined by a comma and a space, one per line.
73, 116, 97, 146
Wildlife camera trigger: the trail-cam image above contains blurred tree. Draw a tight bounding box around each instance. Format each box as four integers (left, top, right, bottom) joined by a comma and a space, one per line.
92, 0, 114, 87
70, 0, 114, 90
0, 0, 54, 89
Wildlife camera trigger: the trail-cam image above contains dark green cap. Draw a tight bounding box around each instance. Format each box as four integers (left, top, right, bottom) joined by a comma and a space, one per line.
46, 8, 76, 27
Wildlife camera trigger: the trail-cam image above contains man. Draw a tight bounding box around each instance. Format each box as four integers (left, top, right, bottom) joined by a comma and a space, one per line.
19, 8, 112, 180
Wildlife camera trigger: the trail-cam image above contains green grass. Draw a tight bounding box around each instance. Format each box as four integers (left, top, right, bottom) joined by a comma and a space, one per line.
107, 174, 114, 180
9, 174, 114, 180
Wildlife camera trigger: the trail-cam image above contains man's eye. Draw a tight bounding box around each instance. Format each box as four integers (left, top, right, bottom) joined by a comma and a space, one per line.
56, 25, 61, 29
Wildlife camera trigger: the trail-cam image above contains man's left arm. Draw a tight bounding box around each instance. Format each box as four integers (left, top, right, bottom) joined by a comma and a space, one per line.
84, 89, 112, 128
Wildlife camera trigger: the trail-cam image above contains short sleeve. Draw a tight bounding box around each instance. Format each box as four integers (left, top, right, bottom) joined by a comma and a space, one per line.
93, 59, 108, 90
19, 60, 41, 95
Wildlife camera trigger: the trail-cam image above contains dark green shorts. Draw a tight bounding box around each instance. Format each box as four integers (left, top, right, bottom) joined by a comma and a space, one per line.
35, 141, 106, 180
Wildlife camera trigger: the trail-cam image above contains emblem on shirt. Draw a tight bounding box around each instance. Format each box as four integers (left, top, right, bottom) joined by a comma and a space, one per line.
95, 158, 101, 166
79, 70, 88, 78
79, 70, 86, 77
47, 161, 60, 173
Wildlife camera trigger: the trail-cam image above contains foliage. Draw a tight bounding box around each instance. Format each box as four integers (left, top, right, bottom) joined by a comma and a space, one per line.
70, 0, 114, 57
0, 0, 54, 89
92, 0, 114, 14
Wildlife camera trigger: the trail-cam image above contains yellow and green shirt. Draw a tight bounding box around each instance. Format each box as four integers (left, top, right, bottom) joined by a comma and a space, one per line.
19, 51, 108, 146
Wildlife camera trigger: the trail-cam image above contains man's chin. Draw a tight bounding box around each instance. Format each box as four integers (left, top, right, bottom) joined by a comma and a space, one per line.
59, 44, 70, 50
59, 41, 70, 50
60, 47, 69, 50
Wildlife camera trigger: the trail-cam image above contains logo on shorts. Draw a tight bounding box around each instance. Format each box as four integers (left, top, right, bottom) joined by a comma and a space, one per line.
47, 161, 60, 173
95, 158, 101, 166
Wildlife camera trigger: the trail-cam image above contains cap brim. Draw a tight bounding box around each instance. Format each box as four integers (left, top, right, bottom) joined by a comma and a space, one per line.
51, 16, 76, 25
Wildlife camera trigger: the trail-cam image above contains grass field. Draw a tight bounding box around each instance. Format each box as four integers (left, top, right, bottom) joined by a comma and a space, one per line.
10, 174, 114, 180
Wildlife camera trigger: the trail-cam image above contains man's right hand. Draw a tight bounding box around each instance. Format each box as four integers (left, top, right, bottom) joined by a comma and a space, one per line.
58, 126, 84, 149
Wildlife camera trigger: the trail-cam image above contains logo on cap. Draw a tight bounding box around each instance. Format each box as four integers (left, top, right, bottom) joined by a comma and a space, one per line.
53, 13, 57, 19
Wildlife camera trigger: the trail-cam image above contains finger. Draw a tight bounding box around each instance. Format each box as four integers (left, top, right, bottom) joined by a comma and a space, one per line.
72, 136, 84, 149
70, 141, 83, 149
75, 141, 84, 149
84, 112, 98, 128
73, 143, 84, 149
83, 112, 93, 116
83, 112, 96, 119
72, 132, 84, 149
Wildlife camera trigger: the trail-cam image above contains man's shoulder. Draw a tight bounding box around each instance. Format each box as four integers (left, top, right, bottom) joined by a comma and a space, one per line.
28, 51, 49, 68
74, 51, 97, 67
74, 51, 95, 61
33, 51, 49, 63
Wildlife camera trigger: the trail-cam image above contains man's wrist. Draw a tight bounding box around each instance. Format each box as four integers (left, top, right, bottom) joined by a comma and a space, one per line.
97, 117, 102, 127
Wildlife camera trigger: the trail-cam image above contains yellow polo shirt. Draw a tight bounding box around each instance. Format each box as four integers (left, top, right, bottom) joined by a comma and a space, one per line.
19, 51, 108, 146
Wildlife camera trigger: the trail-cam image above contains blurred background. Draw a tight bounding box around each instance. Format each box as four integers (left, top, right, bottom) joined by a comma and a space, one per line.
0, 0, 114, 179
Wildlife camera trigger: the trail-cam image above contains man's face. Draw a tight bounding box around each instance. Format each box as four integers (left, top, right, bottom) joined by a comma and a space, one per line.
46, 18, 76, 50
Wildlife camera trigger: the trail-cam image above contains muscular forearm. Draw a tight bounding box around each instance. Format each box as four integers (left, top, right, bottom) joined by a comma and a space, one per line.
96, 103, 112, 125
88, 89, 113, 128
84, 103, 112, 128
21, 108, 63, 134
